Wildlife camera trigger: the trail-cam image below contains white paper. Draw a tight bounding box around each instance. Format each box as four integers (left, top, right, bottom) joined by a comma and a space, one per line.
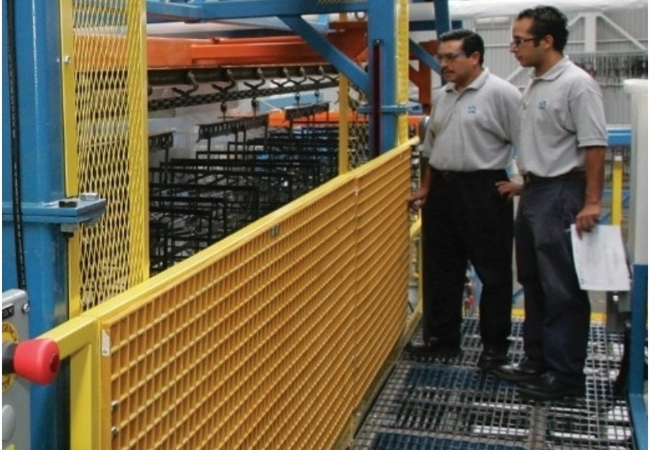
571, 224, 630, 291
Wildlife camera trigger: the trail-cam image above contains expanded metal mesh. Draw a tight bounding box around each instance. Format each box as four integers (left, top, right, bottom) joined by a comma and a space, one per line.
351, 319, 634, 450
65, 0, 149, 312
345, 83, 371, 170
97, 145, 411, 450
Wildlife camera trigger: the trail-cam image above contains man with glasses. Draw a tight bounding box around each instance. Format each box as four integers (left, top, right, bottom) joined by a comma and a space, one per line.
494, 6, 608, 401
408, 29, 521, 371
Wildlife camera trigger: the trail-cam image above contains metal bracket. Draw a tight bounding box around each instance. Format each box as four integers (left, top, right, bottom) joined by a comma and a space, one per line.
2, 192, 107, 233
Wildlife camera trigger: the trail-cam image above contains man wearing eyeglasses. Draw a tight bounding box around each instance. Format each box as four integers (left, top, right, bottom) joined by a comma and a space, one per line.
408, 30, 521, 371
494, 6, 608, 401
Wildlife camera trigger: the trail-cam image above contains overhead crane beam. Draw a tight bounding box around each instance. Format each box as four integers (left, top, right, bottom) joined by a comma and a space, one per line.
146, 0, 369, 22
147, 25, 367, 72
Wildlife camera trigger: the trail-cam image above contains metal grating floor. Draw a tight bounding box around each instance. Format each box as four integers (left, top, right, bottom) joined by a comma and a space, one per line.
349, 318, 634, 450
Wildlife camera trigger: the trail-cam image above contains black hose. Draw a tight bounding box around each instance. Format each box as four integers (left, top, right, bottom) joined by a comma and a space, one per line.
6, 0, 27, 290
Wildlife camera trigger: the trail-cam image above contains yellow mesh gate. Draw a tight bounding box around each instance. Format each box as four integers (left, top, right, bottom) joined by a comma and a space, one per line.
81, 142, 412, 450
61, 0, 149, 314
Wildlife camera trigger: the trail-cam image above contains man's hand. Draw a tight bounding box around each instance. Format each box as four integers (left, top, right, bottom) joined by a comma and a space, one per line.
574, 203, 601, 237
408, 188, 428, 209
495, 181, 523, 199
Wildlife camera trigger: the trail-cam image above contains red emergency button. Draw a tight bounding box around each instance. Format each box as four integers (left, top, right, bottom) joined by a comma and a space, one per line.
12, 339, 60, 385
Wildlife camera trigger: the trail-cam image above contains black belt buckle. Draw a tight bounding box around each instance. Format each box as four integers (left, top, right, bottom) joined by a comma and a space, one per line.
523, 173, 535, 184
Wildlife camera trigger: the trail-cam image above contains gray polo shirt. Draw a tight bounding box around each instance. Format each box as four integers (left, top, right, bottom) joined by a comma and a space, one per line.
422, 68, 521, 171
516, 56, 608, 177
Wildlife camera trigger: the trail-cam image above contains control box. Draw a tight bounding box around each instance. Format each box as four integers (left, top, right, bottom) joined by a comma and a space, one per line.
2, 290, 31, 450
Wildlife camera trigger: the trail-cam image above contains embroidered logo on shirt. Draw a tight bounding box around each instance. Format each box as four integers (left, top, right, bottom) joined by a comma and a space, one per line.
538, 100, 547, 110
467, 106, 477, 114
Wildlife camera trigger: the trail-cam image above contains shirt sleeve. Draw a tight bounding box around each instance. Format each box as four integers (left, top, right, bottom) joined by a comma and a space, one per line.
569, 77, 608, 148
501, 83, 522, 152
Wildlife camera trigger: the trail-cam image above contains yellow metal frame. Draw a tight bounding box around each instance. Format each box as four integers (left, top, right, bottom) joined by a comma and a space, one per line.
42, 317, 101, 450
396, 0, 410, 144
59, 0, 82, 317
42, 139, 417, 450
61, 0, 149, 316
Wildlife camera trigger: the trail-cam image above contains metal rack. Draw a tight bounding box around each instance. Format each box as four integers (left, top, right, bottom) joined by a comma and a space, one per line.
147, 105, 341, 273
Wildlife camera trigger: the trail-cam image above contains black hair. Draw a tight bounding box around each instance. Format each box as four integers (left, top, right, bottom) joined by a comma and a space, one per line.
516, 6, 569, 52
439, 29, 484, 65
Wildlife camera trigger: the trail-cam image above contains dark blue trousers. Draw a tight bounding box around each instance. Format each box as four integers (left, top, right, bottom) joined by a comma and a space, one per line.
421, 169, 513, 349
515, 179, 591, 384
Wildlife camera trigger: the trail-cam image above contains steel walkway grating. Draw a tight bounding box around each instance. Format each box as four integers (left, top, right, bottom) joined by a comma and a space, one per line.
349, 318, 634, 450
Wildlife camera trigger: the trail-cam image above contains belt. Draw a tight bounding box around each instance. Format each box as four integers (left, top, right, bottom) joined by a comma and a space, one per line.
522, 169, 586, 185
433, 169, 505, 182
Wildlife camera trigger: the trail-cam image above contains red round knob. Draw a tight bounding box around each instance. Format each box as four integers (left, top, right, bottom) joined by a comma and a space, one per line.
13, 339, 60, 385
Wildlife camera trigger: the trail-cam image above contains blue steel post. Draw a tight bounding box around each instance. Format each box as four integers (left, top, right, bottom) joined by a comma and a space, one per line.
629, 264, 648, 450
367, 0, 398, 153
2, 0, 70, 449
433, 0, 452, 37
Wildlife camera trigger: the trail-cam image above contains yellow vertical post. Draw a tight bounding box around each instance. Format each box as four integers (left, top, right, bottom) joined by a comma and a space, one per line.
396, 0, 410, 144
43, 317, 100, 450
338, 13, 350, 175
126, 0, 151, 281
59, 0, 82, 318
611, 154, 623, 225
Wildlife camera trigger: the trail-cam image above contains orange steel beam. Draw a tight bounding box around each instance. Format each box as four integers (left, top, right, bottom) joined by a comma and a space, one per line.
73, 23, 368, 70
147, 28, 368, 69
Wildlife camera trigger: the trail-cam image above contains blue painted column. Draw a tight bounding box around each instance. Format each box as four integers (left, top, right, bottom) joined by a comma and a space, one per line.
433, 0, 452, 37
2, 0, 70, 449
367, 1, 399, 153
628, 264, 648, 450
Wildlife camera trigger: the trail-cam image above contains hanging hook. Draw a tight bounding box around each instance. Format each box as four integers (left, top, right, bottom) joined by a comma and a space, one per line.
308, 65, 335, 85
291, 66, 308, 87
244, 68, 266, 90
211, 69, 237, 94
271, 68, 293, 88
171, 71, 199, 97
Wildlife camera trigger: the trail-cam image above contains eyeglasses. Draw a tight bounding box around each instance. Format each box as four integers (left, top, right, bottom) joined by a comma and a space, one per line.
435, 50, 466, 63
510, 37, 538, 49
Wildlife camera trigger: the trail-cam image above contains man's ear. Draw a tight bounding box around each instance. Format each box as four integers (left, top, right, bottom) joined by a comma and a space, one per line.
540, 35, 554, 50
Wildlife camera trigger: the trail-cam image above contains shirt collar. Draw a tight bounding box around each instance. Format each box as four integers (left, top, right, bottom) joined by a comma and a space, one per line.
528, 55, 571, 81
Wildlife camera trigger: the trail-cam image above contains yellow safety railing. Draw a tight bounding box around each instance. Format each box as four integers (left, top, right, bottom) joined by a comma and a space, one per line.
41, 139, 417, 450
407, 217, 424, 338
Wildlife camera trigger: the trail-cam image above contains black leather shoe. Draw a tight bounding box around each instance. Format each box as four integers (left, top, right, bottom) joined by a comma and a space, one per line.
406, 338, 461, 359
477, 347, 509, 372
493, 357, 545, 382
518, 373, 585, 401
